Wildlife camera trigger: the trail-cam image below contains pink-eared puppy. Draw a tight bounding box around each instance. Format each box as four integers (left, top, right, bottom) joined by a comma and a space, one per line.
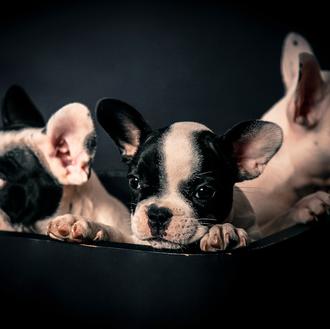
0, 86, 131, 243
236, 33, 330, 237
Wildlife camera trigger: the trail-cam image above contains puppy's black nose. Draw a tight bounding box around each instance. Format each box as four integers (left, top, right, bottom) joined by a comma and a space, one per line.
147, 204, 173, 236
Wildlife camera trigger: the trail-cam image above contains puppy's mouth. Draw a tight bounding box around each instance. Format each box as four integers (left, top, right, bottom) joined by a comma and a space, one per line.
145, 237, 184, 249
144, 231, 206, 249
132, 211, 210, 249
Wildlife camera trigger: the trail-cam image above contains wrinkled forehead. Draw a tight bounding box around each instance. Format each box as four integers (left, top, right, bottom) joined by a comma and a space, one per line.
161, 122, 212, 185
132, 122, 212, 176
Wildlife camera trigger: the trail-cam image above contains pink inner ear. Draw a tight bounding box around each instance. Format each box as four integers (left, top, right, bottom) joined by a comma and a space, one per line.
53, 135, 91, 182
45, 102, 95, 185
55, 137, 72, 167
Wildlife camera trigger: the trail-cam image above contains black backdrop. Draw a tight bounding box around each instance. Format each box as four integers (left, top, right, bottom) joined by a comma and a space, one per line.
1, 3, 330, 324
1, 1, 329, 172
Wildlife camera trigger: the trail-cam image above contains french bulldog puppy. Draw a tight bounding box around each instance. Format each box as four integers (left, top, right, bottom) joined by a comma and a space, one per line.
237, 33, 330, 237
0, 86, 130, 243
96, 99, 282, 250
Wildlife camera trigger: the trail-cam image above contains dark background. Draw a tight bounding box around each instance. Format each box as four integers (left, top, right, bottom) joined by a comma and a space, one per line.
0, 1, 329, 172
1, 4, 329, 323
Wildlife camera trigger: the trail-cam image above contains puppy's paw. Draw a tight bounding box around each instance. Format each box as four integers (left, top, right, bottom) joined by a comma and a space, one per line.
290, 191, 330, 224
200, 223, 249, 252
47, 214, 110, 243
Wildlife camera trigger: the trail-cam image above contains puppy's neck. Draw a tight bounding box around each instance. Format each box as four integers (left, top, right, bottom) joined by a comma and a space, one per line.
56, 177, 93, 217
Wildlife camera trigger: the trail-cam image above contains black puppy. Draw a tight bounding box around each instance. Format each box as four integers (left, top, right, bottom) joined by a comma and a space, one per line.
96, 99, 283, 250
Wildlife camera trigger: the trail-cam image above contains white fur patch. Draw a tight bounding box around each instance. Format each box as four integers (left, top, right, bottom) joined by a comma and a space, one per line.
0, 128, 40, 156
162, 122, 211, 196
157, 121, 211, 219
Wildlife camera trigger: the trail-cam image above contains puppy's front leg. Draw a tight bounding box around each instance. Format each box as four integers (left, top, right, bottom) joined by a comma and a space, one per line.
47, 214, 132, 244
200, 223, 249, 252
261, 191, 330, 237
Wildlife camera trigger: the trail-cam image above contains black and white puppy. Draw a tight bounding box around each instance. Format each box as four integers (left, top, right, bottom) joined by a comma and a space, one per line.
0, 86, 130, 242
96, 99, 283, 250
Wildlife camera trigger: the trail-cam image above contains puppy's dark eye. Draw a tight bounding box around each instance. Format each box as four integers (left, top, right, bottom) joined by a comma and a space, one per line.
194, 185, 216, 200
128, 176, 141, 191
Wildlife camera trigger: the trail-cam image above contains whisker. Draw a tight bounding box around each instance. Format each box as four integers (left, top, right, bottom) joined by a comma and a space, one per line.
198, 217, 218, 227
194, 171, 213, 177
238, 186, 265, 189
197, 217, 217, 222
238, 190, 265, 194
235, 186, 265, 191
199, 223, 215, 228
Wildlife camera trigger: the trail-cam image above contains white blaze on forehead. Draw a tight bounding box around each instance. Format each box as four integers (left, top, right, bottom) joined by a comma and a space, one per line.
162, 122, 211, 194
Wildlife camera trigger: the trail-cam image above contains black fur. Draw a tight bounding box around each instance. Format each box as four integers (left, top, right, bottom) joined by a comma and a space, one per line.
178, 130, 236, 223
127, 129, 165, 212
96, 98, 151, 162
0, 148, 63, 226
84, 131, 97, 156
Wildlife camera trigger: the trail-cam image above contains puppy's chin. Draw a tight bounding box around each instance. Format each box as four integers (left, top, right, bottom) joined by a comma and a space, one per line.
148, 238, 183, 249
135, 225, 208, 250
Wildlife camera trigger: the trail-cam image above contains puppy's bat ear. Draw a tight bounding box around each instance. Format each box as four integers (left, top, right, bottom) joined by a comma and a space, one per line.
1, 85, 45, 129
288, 52, 325, 128
218, 120, 283, 182
281, 32, 314, 92
96, 98, 151, 162
43, 103, 96, 185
